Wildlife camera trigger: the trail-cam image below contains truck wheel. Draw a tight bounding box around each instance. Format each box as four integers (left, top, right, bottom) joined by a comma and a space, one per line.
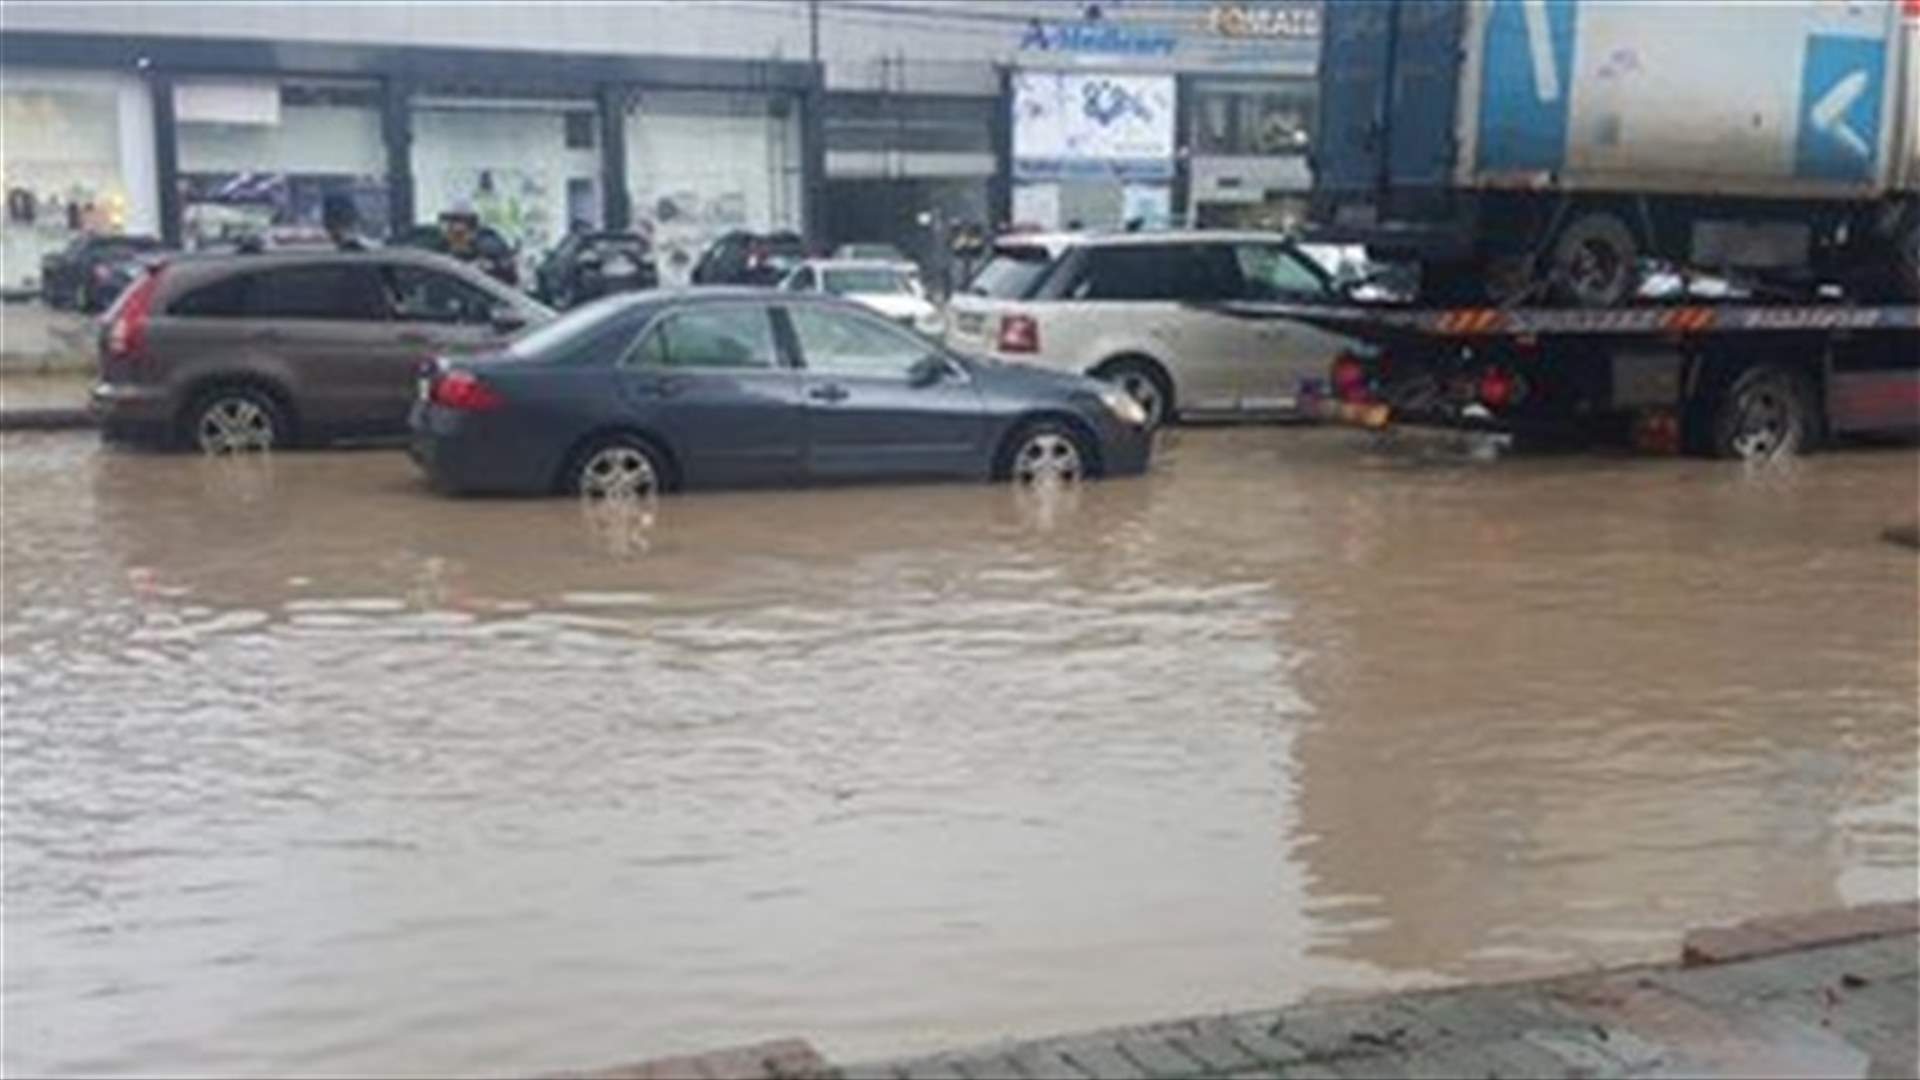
1709, 364, 1816, 460
1550, 212, 1640, 307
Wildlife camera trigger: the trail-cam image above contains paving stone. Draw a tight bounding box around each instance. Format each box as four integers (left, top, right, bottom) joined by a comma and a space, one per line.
952, 1053, 1028, 1080
1113, 1032, 1207, 1078
1002, 1045, 1093, 1080
1516, 1029, 1630, 1077
830, 1065, 907, 1080
1474, 1035, 1587, 1079
1043, 1035, 1145, 1079
1265, 1001, 1447, 1060
1323, 1051, 1415, 1079
1384, 988, 1548, 1045
1681, 924, 1794, 966
892, 1057, 972, 1080
1216, 1013, 1311, 1067
1265, 1065, 1343, 1080
1163, 1020, 1266, 1074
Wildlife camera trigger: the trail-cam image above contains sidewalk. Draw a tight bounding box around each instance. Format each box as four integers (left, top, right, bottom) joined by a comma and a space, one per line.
0, 372, 92, 430
565, 902, 1917, 1079
0, 299, 94, 374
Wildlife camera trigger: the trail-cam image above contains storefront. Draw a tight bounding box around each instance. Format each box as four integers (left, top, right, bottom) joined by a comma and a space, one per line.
625, 90, 804, 286
0, 68, 156, 291
174, 78, 388, 250
1185, 74, 1315, 229
1009, 69, 1177, 232
410, 95, 602, 277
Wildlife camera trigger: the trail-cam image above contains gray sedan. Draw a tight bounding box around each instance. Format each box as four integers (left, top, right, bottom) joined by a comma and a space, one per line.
409, 289, 1152, 496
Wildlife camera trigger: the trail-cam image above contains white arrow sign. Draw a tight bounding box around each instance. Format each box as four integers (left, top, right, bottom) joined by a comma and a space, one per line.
1811, 69, 1871, 159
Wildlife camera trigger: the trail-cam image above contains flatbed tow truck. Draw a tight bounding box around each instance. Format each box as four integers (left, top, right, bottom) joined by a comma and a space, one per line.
1216, 296, 1920, 459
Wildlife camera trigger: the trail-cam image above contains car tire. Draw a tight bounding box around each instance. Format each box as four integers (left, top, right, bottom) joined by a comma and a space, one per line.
565, 432, 671, 499
1094, 356, 1173, 431
182, 385, 291, 455
1550, 211, 1640, 308
1708, 363, 1818, 460
997, 418, 1096, 485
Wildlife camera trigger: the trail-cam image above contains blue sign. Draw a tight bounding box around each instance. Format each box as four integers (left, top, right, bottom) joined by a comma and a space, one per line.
1795, 33, 1886, 183
1476, 0, 1578, 174
1020, 19, 1178, 58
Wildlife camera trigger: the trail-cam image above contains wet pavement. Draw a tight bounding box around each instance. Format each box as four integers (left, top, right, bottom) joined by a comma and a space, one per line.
2, 427, 1916, 1077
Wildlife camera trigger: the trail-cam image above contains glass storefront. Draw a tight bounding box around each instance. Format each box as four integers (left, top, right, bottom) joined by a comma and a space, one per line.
1187, 76, 1316, 228
410, 96, 602, 280
175, 79, 388, 250
626, 91, 802, 286
0, 69, 155, 291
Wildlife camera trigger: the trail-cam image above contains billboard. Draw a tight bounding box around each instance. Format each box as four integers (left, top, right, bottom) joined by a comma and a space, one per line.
1012, 71, 1176, 180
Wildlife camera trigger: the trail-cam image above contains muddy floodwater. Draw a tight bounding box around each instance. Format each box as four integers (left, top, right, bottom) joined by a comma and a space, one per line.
3, 428, 1916, 1077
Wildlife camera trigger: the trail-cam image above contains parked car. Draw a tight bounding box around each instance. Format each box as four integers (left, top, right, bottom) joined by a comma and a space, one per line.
690, 230, 808, 286
90, 249, 554, 452
944, 230, 1362, 429
409, 288, 1151, 497
394, 222, 520, 287
534, 231, 659, 308
778, 259, 944, 335
40, 233, 168, 312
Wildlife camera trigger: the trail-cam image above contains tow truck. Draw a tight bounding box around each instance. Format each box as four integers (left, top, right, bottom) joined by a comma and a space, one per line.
1216, 294, 1920, 459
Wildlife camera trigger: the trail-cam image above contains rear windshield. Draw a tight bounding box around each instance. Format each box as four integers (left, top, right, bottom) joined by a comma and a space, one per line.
966, 246, 1059, 299
506, 294, 649, 363
823, 267, 913, 295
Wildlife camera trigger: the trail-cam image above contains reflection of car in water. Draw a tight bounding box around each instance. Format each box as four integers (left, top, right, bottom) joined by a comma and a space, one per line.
534, 232, 660, 309
410, 288, 1152, 496
778, 259, 945, 335
690, 230, 808, 286
90, 249, 553, 451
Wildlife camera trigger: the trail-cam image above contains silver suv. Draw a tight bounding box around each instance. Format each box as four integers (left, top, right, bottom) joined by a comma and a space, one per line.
91, 248, 552, 451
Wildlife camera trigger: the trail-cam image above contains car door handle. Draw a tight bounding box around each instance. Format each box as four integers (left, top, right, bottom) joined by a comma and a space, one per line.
633, 376, 686, 398
808, 383, 850, 403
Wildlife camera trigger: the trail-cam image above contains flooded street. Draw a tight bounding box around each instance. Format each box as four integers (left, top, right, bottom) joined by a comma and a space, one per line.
3, 428, 1915, 1077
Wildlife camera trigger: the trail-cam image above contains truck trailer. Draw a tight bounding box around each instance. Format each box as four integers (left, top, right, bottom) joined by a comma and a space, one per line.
1310, 0, 1920, 306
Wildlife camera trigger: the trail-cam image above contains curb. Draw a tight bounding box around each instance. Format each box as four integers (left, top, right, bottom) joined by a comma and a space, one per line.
0, 409, 95, 432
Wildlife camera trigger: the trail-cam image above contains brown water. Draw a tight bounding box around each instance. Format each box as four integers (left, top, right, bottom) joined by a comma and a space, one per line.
3, 428, 1916, 1077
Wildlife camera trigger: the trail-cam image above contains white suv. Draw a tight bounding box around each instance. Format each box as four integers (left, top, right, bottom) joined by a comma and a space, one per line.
943, 230, 1359, 428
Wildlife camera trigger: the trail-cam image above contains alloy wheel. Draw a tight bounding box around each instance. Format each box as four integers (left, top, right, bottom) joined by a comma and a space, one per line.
578, 444, 661, 499
196, 396, 276, 454
1012, 431, 1084, 485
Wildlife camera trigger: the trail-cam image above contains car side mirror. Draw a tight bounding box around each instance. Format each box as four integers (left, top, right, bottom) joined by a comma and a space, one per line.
908, 355, 949, 387
489, 306, 528, 333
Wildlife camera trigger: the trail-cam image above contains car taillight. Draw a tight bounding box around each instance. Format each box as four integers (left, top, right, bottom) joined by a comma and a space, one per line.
997, 314, 1039, 353
1479, 367, 1515, 409
105, 270, 162, 362
1331, 351, 1368, 401
429, 370, 506, 412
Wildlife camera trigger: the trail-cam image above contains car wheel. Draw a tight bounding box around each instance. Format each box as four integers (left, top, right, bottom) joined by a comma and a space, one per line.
568, 433, 668, 499
184, 386, 288, 454
1710, 363, 1816, 460
1550, 211, 1640, 307
1002, 419, 1093, 486
1095, 357, 1172, 430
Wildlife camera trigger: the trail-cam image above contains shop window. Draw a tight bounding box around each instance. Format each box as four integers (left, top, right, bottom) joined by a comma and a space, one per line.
564, 112, 597, 150
2, 73, 152, 290
176, 79, 389, 249
1188, 79, 1316, 157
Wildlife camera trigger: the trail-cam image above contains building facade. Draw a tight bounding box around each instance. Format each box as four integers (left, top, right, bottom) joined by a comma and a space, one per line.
0, 0, 1319, 288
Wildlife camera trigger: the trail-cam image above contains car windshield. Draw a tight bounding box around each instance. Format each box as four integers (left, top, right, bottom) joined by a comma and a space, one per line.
967, 245, 1058, 299
822, 267, 913, 295
504, 293, 633, 360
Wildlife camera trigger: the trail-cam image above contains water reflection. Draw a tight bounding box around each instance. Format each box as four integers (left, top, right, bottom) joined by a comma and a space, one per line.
3, 429, 1915, 1077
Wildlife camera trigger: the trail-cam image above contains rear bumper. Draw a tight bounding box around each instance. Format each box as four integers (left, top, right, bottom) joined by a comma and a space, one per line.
409, 404, 562, 495
91, 381, 173, 440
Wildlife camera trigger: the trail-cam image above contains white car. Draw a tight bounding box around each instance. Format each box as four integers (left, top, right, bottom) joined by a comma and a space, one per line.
944, 230, 1362, 428
779, 259, 944, 336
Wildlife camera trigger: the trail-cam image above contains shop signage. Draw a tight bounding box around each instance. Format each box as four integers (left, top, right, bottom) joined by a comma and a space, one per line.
1019, 18, 1178, 58
1012, 71, 1175, 180
1207, 2, 1321, 40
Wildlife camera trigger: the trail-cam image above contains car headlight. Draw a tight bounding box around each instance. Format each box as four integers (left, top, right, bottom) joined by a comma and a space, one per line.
915, 309, 946, 334
1099, 385, 1148, 426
